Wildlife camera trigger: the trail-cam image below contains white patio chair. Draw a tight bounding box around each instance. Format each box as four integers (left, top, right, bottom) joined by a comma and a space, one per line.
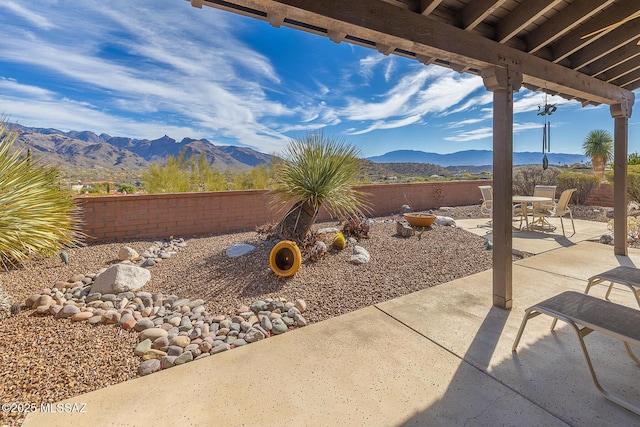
542, 188, 577, 236
479, 185, 493, 217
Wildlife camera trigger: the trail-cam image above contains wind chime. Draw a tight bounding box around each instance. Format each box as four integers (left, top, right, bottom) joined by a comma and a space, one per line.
537, 92, 556, 170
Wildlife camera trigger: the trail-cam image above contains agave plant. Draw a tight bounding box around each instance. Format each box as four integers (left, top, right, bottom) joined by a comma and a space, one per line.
270, 132, 370, 243
0, 120, 83, 269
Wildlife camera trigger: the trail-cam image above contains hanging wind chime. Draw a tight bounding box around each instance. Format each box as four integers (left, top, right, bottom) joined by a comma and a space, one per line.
537, 93, 556, 170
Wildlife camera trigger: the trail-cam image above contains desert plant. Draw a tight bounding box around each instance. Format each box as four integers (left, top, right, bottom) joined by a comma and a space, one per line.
0, 120, 82, 269
582, 129, 613, 180
629, 152, 640, 165
270, 132, 370, 243
143, 153, 191, 194
512, 165, 561, 196
606, 164, 640, 203
556, 172, 600, 205
117, 183, 137, 194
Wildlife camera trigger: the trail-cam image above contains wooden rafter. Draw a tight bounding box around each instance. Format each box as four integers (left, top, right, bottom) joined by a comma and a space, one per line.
550, 0, 640, 63
525, 0, 614, 54
462, 0, 507, 31
496, 0, 562, 44
566, 18, 640, 70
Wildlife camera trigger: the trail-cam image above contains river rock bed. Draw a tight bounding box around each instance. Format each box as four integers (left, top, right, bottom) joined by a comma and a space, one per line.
25, 282, 307, 376
23, 237, 307, 377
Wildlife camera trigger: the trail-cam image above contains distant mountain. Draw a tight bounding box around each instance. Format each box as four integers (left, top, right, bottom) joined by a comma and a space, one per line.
11, 125, 273, 172
367, 149, 590, 167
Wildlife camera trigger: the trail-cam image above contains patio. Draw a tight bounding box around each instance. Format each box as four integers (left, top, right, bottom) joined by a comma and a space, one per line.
23, 220, 640, 426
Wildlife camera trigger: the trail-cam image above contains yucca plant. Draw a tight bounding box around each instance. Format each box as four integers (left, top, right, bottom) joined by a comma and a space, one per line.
0, 120, 82, 269
582, 129, 613, 180
270, 132, 370, 243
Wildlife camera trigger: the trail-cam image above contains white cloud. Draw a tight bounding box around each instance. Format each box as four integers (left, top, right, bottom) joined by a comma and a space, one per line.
444, 121, 543, 142
345, 114, 423, 135
0, 1, 55, 30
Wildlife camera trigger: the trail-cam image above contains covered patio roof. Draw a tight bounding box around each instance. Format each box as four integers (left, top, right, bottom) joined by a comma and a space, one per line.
186, 0, 637, 309
189, 0, 637, 106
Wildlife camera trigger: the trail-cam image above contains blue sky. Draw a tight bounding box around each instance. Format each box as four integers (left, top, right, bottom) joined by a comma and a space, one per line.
1, 0, 639, 158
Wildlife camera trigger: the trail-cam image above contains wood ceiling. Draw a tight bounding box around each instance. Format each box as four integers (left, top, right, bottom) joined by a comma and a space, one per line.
188, 0, 638, 107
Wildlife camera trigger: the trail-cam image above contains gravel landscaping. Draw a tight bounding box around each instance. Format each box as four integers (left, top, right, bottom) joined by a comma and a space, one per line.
0, 204, 611, 426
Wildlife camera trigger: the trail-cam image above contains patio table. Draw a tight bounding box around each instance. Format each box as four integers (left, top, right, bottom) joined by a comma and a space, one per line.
512, 196, 553, 231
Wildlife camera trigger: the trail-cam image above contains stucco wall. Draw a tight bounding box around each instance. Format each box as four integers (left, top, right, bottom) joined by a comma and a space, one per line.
76, 180, 490, 242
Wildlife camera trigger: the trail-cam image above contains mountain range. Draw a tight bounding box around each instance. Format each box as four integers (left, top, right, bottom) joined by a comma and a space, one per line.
11, 125, 273, 172
9, 126, 590, 178
367, 149, 590, 167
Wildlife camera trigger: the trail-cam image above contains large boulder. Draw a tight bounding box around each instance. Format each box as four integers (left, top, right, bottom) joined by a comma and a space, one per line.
91, 264, 151, 294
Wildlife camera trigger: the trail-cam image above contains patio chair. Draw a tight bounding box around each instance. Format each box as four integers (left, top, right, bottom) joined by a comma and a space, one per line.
542, 188, 577, 236
479, 185, 493, 217
531, 185, 557, 214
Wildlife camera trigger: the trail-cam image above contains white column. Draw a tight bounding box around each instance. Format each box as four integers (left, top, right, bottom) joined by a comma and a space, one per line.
481, 66, 522, 310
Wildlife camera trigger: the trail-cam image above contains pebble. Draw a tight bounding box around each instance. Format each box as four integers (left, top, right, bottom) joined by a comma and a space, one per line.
170, 336, 190, 348
134, 318, 155, 332
71, 311, 93, 321
135, 339, 152, 356
139, 328, 169, 341
139, 359, 161, 376
174, 351, 193, 365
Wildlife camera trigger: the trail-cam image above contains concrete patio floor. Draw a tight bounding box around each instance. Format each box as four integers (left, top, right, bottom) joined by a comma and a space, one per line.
24, 221, 640, 427
456, 216, 610, 255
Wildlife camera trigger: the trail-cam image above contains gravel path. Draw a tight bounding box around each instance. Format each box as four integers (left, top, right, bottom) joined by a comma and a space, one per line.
0, 204, 611, 426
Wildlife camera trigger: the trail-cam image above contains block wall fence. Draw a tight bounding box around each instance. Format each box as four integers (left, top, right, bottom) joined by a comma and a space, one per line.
76, 180, 491, 242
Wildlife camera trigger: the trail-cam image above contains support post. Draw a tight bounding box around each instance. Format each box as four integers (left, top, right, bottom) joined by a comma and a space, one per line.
611, 100, 634, 256
481, 66, 522, 310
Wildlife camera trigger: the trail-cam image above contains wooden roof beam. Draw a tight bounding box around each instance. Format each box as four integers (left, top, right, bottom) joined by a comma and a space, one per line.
566, 19, 640, 70
602, 56, 640, 83
525, 0, 614, 54
612, 69, 640, 89
551, 0, 640, 63
496, 0, 562, 44
376, 43, 396, 55
419, 0, 442, 16
462, 0, 507, 31
327, 29, 346, 44
584, 41, 640, 77
197, 0, 634, 105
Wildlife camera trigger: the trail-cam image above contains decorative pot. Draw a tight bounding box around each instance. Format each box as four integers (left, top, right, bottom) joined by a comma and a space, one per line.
403, 212, 437, 227
269, 240, 302, 277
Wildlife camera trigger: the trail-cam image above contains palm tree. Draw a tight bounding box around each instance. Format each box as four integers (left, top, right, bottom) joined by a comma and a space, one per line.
0, 120, 83, 269
582, 129, 613, 180
270, 132, 370, 243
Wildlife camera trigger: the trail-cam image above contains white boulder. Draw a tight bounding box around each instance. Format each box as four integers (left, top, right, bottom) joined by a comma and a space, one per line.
350, 246, 371, 264
91, 264, 151, 294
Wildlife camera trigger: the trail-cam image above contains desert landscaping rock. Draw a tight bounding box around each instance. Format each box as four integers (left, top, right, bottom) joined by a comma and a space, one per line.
91, 264, 151, 294
138, 359, 161, 376
118, 246, 139, 261
225, 244, 256, 257
350, 245, 371, 264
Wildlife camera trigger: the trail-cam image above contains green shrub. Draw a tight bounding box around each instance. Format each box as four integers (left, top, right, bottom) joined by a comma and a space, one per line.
629, 152, 640, 165
143, 148, 274, 193
0, 121, 82, 268
556, 172, 600, 205
606, 164, 640, 203
512, 165, 561, 196
117, 183, 137, 194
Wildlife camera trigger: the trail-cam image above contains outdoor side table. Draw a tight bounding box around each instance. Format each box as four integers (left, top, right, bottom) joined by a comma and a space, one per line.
584, 266, 640, 308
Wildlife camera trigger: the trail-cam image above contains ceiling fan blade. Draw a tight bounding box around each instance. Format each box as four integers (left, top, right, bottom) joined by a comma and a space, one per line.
580, 13, 640, 40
